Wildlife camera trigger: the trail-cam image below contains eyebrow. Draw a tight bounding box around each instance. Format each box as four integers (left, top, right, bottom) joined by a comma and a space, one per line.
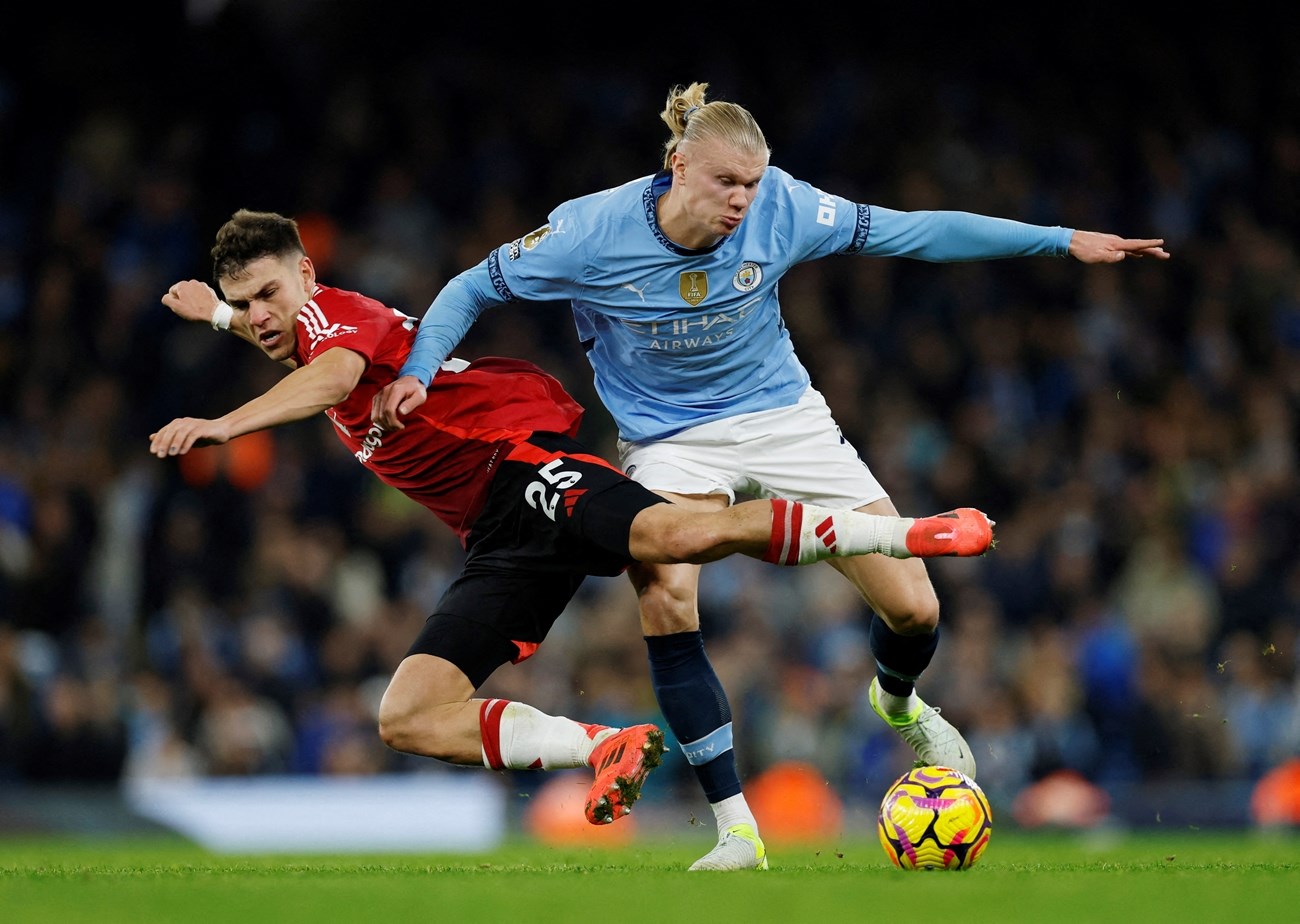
719, 168, 765, 185
226, 281, 276, 310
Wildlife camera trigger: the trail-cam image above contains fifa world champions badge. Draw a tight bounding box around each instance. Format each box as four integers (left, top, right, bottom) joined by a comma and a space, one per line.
679, 271, 708, 306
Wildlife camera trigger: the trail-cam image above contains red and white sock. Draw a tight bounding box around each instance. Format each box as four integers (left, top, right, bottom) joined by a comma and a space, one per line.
479, 699, 611, 770
763, 499, 913, 565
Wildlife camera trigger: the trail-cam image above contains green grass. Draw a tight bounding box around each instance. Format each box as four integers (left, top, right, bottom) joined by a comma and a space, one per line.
1, 829, 1295, 924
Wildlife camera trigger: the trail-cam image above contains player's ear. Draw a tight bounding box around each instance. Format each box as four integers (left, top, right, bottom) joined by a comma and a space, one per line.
671, 149, 688, 181
299, 255, 315, 287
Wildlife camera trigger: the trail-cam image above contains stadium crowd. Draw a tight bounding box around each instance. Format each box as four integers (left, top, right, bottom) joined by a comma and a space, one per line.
1, 11, 1297, 825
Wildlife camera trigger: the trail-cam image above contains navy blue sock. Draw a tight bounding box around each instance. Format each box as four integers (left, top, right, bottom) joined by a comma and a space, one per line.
869, 614, 939, 696
645, 631, 741, 803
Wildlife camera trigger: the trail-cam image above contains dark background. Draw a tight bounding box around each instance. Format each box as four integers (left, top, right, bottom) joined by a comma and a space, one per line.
1, 6, 1297, 827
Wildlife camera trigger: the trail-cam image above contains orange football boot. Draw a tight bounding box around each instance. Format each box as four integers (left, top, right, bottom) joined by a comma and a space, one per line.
584, 723, 667, 825
905, 508, 995, 557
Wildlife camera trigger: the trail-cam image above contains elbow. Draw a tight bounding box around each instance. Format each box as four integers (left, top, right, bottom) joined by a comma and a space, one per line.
316, 383, 354, 411
314, 348, 366, 407
328, 380, 357, 406
324, 367, 364, 407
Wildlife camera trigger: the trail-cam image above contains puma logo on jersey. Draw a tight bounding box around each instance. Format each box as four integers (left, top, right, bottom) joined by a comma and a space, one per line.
621, 282, 649, 301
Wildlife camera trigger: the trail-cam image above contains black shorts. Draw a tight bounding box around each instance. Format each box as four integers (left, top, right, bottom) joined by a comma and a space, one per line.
406, 432, 668, 688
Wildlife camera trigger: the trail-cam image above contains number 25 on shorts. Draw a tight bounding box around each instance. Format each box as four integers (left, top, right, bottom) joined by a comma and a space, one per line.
524, 458, 583, 521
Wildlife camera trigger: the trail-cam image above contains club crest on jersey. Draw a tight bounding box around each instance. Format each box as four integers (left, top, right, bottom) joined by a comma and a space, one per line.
732, 261, 762, 293
679, 271, 708, 306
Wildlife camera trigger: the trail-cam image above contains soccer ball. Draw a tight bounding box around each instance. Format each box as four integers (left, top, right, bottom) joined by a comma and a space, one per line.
877, 765, 992, 870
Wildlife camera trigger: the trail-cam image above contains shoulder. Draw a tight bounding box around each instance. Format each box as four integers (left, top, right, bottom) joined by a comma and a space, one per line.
507, 175, 656, 267
314, 284, 416, 323
570, 173, 656, 210
309, 284, 383, 316
301, 284, 413, 351
749, 166, 865, 254
758, 165, 846, 211
553, 174, 654, 232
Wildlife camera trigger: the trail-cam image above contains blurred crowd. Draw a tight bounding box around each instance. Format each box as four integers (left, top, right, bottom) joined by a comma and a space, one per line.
1, 9, 1298, 823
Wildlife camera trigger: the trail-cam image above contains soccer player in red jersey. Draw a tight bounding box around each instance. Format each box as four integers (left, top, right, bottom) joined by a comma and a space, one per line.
150, 210, 993, 828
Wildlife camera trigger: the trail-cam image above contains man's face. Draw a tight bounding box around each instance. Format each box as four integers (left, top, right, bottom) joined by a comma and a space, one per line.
220, 253, 313, 362
672, 137, 768, 244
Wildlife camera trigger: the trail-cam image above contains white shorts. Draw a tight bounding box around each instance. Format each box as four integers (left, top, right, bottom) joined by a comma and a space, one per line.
616, 387, 887, 508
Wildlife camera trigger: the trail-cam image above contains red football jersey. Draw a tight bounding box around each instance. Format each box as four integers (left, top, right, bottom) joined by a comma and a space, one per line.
293, 285, 585, 542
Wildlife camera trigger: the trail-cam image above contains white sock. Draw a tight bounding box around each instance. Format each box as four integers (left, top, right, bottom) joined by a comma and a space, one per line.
874, 685, 919, 716
771, 500, 916, 564
831, 510, 916, 560
711, 793, 758, 834
479, 699, 604, 770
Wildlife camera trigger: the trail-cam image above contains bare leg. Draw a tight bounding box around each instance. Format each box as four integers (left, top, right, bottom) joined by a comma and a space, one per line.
377, 653, 669, 821
377, 654, 486, 764
377, 653, 611, 769
628, 497, 992, 565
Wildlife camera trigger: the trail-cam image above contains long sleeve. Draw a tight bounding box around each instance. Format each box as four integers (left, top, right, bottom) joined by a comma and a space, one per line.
863, 206, 1072, 261
399, 262, 504, 385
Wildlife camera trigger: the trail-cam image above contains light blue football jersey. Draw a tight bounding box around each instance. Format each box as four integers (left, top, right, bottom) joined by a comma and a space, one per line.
401, 166, 1072, 442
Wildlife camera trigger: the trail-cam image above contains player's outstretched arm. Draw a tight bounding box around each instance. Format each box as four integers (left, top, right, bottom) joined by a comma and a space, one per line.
1068, 231, 1169, 263
150, 348, 364, 458
371, 375, 428, 432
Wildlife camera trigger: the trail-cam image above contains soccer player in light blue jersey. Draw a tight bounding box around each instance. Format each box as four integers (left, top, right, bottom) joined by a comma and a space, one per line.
374, 82, 1168, 870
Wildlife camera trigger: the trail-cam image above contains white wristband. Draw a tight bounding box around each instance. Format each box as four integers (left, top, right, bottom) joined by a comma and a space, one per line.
210, 301, 234, 331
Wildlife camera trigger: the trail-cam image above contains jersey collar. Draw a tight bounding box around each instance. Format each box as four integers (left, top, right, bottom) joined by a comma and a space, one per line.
642, 170, 727, 257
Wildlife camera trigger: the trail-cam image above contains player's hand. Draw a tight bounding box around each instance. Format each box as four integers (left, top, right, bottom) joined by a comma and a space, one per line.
163, 279, 223, 323
371, 375, 428, 431
1068, 230, 1170, 263
149, 417, 231, 458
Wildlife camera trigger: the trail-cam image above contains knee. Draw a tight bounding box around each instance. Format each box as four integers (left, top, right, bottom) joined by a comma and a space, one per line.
375, 653, 475, 760
883, 593, 941, 636
376, 701, 414, 753
630, 562, 701, 634
377, 687, 447, 758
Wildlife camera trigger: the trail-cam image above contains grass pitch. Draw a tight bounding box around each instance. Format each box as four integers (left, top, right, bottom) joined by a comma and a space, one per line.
1, 829, 1294, 923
